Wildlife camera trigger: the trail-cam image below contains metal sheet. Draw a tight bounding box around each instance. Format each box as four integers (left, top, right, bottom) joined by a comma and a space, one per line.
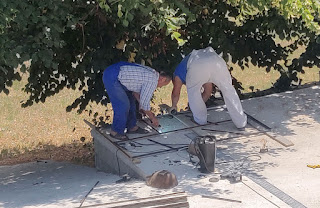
153, 115, 189, 133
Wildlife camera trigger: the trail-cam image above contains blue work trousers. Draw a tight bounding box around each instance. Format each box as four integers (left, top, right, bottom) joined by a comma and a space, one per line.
102, 63, 137, 135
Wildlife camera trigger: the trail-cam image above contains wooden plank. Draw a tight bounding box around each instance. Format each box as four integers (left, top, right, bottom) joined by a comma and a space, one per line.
247, 120, 294, 147
81, 192, 188, 208
148, 201, 189, 208
106, 196, 188, 208
244, 113, 294, 147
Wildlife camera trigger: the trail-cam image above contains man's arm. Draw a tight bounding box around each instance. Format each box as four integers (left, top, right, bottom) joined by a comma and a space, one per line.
201, 83, 213, 103
135, 92, 159, 127
171, 76, 183, 111
139, 79, 159, 127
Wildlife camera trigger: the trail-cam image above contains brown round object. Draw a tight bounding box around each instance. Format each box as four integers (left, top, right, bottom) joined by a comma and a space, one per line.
146, 170, 178, 189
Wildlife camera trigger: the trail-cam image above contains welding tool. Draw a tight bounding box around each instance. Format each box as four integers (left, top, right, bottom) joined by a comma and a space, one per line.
158, 104, 174, 115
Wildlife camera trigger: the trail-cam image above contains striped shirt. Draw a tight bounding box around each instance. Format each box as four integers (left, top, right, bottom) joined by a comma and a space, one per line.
118, 64, 159, 111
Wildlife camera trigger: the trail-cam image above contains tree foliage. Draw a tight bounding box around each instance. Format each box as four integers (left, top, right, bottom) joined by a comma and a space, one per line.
1, 0, 320, 113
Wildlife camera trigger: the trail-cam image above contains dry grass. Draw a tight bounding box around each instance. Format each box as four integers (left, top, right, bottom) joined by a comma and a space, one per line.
0, 59, 319, 167
231, 45, 319, 93
0, 74, 105, 166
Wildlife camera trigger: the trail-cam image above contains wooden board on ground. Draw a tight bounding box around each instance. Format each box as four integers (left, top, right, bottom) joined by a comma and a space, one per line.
81, 192, 189, 208
247, 120, 294, 147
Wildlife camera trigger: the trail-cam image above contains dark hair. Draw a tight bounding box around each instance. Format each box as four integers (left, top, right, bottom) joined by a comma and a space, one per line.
159, 71, 172, 81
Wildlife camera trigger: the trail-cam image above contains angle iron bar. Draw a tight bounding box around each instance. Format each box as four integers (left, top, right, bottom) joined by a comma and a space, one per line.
79, 181, 100, 208
202, 128, 269, 136
202, 195, 242, 203
201, 128, 247, 135
216, 131, 267, 142
147, 138, 176, 149
245, 112, 272, 130
132, 146, 188, 159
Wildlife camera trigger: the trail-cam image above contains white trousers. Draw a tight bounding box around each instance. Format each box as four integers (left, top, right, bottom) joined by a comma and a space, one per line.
186, 47, 247, 128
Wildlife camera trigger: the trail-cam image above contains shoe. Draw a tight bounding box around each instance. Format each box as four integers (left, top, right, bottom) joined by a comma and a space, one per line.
237, 127, 246, 131
127, 126, 149, 134
110, 133, 129, 141
190, 117, 200, 125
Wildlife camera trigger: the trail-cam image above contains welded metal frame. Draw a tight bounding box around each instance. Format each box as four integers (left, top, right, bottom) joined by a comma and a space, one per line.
88, 111, 276, 160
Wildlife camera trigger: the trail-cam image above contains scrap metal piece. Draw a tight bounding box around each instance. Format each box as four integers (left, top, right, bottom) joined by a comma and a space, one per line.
202, 195, 242, 203
220, 171, 242, 183
79, 181, 100, 207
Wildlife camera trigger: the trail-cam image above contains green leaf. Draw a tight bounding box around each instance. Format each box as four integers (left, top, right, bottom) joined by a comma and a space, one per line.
117, 4, 123, 18
171, 31, 181, 40
122, 19, 129, 27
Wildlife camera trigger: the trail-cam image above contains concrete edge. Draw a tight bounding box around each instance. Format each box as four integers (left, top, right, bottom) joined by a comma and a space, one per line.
91, 129, 147, 181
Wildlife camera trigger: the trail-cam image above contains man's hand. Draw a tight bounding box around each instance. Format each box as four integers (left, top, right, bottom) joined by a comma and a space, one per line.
150, 117, 160, 127
142, 110, 160, 127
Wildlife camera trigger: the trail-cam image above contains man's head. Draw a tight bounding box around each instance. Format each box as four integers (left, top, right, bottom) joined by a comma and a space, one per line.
157, 71, 172, 88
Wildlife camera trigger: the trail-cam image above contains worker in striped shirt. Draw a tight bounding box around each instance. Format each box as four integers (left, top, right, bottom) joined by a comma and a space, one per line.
170, 47, 247, 129
103, 62, 171, 140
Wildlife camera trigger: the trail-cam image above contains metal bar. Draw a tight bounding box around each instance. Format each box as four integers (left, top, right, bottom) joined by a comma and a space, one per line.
79, 181, 100, 207
203, 128, 268, 136
132, 146, 188, 159
244, 112, 271, 130
215, 131, 267, 142
147, 138, 175, 149
201, 128, 246, 135
202, 195, 242, 203
84, 119, 97, 129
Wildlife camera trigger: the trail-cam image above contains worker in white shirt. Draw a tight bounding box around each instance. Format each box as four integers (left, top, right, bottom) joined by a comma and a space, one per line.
103, 62, 171, 140
170, 47, 247, 129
